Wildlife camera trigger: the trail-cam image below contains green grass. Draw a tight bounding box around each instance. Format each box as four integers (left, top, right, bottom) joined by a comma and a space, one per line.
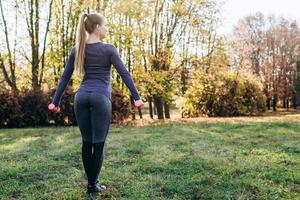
0, 121, 299, 199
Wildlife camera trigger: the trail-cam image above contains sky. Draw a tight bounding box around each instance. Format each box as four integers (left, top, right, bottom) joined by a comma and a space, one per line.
219, 0, 300, 35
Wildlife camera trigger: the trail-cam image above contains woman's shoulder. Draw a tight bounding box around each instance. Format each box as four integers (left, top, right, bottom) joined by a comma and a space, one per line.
100, 43, 118, 55
69, 43, 116, 55
66, 46, 76, 55
102, 43, 116, 50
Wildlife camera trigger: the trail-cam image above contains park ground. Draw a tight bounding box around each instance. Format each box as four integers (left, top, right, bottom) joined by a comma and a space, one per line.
0, 109, 300, 199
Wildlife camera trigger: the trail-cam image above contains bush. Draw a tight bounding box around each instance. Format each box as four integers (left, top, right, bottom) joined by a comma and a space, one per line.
47, 85, 133, 125
0, 85, 134, 128
0, 89, 23, 128
19, 88, 49, 127
182, 69, 266, 117
46, 86, 77, 126
111, 85, 134, 123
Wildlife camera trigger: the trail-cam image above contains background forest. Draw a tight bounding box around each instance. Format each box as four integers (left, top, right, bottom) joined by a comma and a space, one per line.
1, 0, 300, 127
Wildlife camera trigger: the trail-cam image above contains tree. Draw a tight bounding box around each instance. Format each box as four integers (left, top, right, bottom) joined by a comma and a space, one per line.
232, 13, 300, 111
23, 0, 54, 92
0, 0, 19, 95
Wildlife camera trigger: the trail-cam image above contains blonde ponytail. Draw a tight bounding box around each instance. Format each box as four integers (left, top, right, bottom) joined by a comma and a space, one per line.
75, 13, 88, 75
74, 13, 105, 75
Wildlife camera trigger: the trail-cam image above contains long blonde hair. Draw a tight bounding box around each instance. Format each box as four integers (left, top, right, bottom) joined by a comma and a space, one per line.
75, 13, 105, 75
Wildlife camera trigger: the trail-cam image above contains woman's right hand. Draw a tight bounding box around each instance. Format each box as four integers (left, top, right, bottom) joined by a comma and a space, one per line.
134, 99, 144, 109
48, 103, 61, 113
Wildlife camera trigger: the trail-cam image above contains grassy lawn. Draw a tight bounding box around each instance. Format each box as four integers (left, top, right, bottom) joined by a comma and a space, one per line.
0, 116, 299, 199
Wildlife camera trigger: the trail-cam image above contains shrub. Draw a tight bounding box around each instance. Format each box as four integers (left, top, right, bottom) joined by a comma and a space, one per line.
0, 89, 23, 128
0, 85, 135, 128
111, 85, 134, 123
182, 69, 266, 117
19, 88, 49, 127
46, 86, 77, 126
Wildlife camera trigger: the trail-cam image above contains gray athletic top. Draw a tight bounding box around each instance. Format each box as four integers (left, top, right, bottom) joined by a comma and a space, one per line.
51, 42, 141, 106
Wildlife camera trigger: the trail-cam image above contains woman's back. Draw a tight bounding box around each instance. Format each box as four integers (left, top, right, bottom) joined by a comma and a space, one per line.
78, 42, 112, 95
51, 42, 140, 107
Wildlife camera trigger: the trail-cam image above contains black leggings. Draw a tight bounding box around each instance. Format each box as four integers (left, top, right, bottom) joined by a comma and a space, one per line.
82, 140, 105, 186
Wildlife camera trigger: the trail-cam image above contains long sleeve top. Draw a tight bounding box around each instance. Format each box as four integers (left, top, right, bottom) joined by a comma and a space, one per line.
51, 42, 141, 107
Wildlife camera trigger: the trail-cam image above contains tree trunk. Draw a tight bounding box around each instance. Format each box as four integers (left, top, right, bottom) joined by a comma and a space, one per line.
153, 95, 157, 115
283, 97, 286, 108
148, 96, 153, 119
273, 94, 278, 111
164, 100, 170, 118
153, 95, 164, 119
293, 94, 297, 109
181, 67, 188, 95
130, 96, 136, 120
266, 98, 271, 110
138, 108, 143, 119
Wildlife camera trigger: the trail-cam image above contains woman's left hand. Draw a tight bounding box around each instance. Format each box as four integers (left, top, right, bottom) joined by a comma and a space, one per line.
134, 99, 144, 109
48, 103, 61, 113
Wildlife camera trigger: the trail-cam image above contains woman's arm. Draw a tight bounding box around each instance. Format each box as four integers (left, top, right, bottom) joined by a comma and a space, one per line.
109, 44, 141, 101
51, 47, 76, 107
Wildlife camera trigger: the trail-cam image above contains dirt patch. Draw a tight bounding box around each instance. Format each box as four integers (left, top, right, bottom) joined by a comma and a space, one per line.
120, 109, 300, 127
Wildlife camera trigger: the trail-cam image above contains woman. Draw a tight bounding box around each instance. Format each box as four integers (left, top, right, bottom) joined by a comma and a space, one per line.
48, 13, 144, 194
